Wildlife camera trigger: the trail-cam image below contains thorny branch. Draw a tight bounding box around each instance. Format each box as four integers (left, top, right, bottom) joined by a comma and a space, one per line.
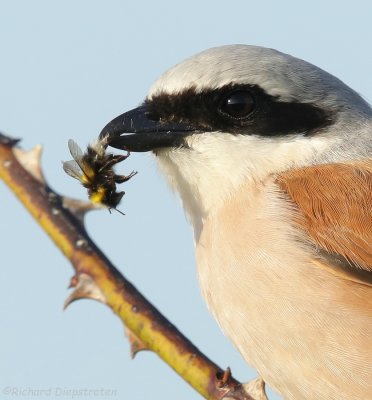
0, 133, 264, 400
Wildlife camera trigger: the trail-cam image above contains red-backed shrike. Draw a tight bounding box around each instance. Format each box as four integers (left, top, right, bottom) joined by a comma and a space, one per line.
99, 45, 372, 400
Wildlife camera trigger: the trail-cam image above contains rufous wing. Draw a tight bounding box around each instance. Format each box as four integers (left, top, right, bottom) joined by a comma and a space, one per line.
277, 160, 372, 275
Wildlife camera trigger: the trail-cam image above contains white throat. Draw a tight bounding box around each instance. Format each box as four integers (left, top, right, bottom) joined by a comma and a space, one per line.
154, 132, 332, 237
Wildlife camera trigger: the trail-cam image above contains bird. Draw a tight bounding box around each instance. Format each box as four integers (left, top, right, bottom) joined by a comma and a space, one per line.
99, 45, 372, 400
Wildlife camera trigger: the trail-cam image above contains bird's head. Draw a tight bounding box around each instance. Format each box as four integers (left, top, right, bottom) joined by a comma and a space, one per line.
100, 45, 372, 228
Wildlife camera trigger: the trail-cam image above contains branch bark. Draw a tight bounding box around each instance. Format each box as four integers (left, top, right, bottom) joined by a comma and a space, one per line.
0, 133, 260, 400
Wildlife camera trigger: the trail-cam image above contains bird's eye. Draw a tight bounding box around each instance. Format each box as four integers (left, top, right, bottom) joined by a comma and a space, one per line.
219, 90, 254, 119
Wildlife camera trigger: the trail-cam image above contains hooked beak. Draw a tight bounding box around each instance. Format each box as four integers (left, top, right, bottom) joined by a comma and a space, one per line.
99, 105, 197, 152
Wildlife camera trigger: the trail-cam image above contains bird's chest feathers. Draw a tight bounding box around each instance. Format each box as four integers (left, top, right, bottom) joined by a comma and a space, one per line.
194, 180, 312, 340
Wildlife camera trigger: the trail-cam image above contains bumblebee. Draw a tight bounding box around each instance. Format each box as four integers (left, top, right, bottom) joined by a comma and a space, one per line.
63, 138, 136, 213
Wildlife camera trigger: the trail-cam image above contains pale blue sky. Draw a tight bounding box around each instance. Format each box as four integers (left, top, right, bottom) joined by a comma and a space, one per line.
1, 2, 371, 400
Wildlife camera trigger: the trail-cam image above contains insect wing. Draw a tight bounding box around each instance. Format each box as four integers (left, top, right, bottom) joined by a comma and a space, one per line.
68, 139, 85, 169
66, 139, 92, 181
62, 159, 84, 181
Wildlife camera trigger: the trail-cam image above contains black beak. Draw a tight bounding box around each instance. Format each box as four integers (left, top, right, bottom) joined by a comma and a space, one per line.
99, 105, 197, 152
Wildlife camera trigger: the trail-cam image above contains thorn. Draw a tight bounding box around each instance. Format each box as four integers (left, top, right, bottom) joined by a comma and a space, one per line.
68, 275, 79, 288
62, 197, 101, 223
124, 327, 149, 358
64, 273, 106, 309
221, 376, 266, 400
241, 377, 268, 400
216, 367, 232, 388
13, 145, 45, 183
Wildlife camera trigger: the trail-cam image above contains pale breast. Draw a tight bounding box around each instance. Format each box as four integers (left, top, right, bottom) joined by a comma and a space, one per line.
195, 180, 372, 400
